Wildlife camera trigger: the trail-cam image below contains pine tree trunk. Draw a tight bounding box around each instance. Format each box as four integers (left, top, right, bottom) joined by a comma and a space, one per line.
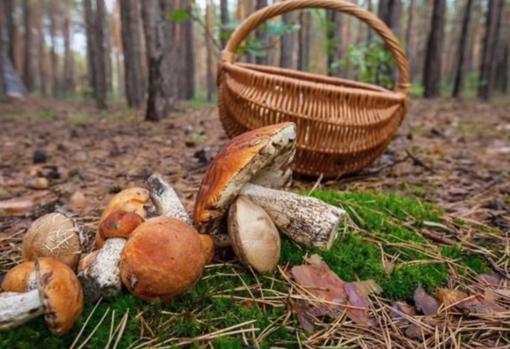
5, 0, 16, 66
422, 0, 446, 98
84, 0, 97, 96
326, 11, 342, 77
142, 0, 173, 121
405, 0, 415, 76
452, 0, 474, 98
280, 12, 298, 69
95, 0, 108, 108
36, 1, 47, 96
298, 11, 311, 71
220, 0, 229, 48
119, 0, 145, 108
478, 0, 505, 99
205, 0, 215, 101
0, 0, 5, 97
255, 0, 268, 65
183, 0, 195, 100
104, 18, 113, 94
22, 0, 34, 92
63, 0, 75, 94
378, 0, 402, 37
48, 0, 60, 98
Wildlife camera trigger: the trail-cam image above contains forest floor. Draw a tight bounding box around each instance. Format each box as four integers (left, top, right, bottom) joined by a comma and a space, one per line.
0, 96, 509, 348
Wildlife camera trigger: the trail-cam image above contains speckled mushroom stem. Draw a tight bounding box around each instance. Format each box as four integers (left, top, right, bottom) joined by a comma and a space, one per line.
78, 238, 126, 302
147, 174, 193, 225
240, 183, 346, 250
0, 290, 44, 331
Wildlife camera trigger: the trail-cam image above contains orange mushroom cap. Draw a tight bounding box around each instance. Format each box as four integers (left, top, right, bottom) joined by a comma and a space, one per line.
95, 210, 144, 248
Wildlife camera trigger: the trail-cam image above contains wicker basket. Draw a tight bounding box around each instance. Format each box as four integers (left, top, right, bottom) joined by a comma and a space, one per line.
217, 0, 410, 178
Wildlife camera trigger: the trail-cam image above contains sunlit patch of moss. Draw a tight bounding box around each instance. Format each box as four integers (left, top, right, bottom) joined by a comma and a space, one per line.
441, 245, 490, 274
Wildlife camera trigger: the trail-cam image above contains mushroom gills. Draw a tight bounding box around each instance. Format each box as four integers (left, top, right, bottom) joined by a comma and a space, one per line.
78, 238, 126, 301
0, 290, 44, 331
228, 196, 280, 273
239, 183, 346, 250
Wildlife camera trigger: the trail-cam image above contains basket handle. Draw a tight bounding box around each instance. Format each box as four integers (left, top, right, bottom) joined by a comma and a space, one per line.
222, 0, 410, 95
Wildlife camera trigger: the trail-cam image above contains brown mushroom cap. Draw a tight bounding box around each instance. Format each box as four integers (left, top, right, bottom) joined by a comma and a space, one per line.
199, 234, 215, 265
1, 261, 35, 292
22, 213, 81, 270
120, 217, 206, 302
193, 122, 296, 235
95, 210, 144, 248
228, 196, 280, 273
36, 257, 84, 336
100, 187, 149, 223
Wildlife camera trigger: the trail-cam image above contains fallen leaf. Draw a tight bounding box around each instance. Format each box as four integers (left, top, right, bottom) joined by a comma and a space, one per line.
344, 283, 370, 326
290, 300, 316, 333
414, 286, 439, 315
436, 288, 506, 315
0, 191, 57, 216
391, 301, 417, 320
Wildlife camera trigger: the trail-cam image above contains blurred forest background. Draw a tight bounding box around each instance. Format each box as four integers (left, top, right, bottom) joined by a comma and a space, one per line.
0, 0, 508, 121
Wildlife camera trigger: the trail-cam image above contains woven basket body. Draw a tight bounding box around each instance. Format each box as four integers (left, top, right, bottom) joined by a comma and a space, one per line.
218, 0, 410, 178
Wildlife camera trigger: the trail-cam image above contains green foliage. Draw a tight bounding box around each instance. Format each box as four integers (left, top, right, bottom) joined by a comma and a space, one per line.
168, 8, 190, 23
333, 39, 396, 89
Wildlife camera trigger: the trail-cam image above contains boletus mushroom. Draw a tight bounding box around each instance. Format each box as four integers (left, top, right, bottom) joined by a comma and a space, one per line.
0, 257, 83, 336
22, 213, 81, 270
193, 122, 345, 250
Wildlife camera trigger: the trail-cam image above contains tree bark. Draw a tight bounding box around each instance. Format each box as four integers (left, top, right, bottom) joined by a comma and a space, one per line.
422, 0, 446, 98
62, 0, 75, 94
298, 11, 311, 71
326, 11, 342, 77
0, 1, 5, 98
280, 12, 298, 69
254, 0, 268, 65
183, 0, 195, 100
142, 0, 172, 121
94, 0, 108, 108
220, 0, 229, 48
205, 0, 215, 101
452, 0, 474, 98
5, 0, 16, 66
22, 0, 34, 92
36, 1, 47, 96
378, 0, 402, 38
48, 0, 60, 97
119, 0, 145, 108
478, 0, 504, 100
84, 0, 97, 97
405, 0, 416, 74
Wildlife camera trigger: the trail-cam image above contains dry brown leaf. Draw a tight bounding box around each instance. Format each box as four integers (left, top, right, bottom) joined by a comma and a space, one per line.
414, 286, 439, 315
0, 191, 56, 216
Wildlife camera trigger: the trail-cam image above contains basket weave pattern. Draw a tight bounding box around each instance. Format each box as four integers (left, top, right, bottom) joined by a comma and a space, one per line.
218, 0, 410, 178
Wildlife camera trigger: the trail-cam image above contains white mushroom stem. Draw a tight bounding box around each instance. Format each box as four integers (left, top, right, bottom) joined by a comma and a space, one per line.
78, 238, 126, 302
147, 174, 193, 225
0, 290, 45, 331
240, 183, 346, 250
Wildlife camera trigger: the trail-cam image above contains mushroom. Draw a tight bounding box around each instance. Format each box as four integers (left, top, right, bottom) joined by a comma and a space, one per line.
119, 217, 206, 302
228, 195, 280, 273
1, 260, 36, 292
0, 257, 83, 336
95, 187, 149, 248
22, 213, 81, 270
193, 122, 345, 250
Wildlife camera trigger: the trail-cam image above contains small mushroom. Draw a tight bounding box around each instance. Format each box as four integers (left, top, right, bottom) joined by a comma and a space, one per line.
0, 257, 83, 336
22, 213, 81, 270
193, 122, 345, 250
228, 196, 280, 273
95, 187, 149, 248
1, 261, 36, 292
120, 217, 206, 302
78, 210, 142, 301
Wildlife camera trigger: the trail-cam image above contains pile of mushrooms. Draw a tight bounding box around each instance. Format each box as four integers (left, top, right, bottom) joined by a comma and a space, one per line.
193, 122, 345, 273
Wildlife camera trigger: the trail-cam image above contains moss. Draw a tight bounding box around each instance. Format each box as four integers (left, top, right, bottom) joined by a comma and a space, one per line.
0, 190, 491, 348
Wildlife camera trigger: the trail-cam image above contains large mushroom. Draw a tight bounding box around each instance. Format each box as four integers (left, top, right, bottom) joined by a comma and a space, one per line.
0, 257, 83, 336
193, 122, 345, 250
22, 213, 81, 270
78, 188, 147, 301
118, 174, 212, 302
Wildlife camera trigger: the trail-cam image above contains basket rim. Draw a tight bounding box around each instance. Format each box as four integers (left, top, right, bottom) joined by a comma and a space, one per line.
221, 62, 408, 102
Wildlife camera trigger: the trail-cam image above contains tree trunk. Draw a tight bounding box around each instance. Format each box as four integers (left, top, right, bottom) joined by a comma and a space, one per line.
48, 0, 60, 97
326, 11, 342, 77
205, 0, 215, 101
478, 0, 504, 100
452, 0, 474, 98
84, 0, 97, 96
5, 0, 16, 66
95, 0, 108, 108
405, 0, 416, 76
142, 0, 172, 121
22, 0, 34, 92
36, 1, 47, 96
0, 1, 5, 98
119, 0, 145, 108
220, 0, 229, 48
62, 0, 75, 94
104, 16, 113, 94
280, 12, 298, 69
183, 0, 195, 100
254, 0, 268, 65
378, 0, 402, 38
298, 11, 311, 71
422, 0, 446, 98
